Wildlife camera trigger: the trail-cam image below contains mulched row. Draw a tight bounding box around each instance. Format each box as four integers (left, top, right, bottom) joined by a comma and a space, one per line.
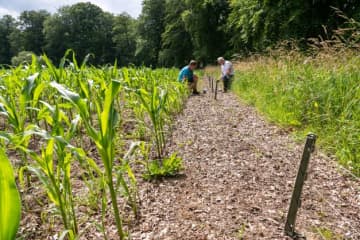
131, 91, 360, 240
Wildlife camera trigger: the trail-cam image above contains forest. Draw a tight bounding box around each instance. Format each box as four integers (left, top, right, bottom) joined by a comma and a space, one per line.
1, 0, 360, 67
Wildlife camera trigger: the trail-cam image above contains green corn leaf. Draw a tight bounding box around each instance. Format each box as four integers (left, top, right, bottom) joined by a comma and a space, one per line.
42, 54, 60, 82
100, 80, 121, 138
0, 96, 18, 126
26, 165, 59, 206
78, 78, 90, 99
66, 115, 81, 140
80, 54, 93, 70
50, 82, 90, 119
0, 148, 21, 240
22, 73, 39, 99
45, 139, 55, 176
50, 82, 81, 104
32, 82, 47, 107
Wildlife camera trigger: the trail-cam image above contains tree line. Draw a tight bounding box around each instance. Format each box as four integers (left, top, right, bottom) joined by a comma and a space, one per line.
1, 0, 359, 67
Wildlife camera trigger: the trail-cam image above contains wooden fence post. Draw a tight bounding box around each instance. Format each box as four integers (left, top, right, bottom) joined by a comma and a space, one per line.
285, 133, 317, 238
214, 80, 218, 100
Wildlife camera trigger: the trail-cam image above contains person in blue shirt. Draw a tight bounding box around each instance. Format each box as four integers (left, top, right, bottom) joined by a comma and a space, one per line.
178, 60, 200, 95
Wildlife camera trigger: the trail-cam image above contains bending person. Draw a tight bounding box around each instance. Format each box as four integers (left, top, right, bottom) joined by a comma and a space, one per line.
178, 60, 200, 95
217, 57, 234, 92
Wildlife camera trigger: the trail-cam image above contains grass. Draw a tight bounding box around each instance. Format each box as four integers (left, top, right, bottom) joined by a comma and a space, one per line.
230, 50, 360, 176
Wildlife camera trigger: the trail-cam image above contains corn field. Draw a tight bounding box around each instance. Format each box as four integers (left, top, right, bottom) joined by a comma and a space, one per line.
0, 51, 188, 239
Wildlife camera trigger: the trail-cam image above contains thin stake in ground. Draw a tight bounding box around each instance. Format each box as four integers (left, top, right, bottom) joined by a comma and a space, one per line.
285, 133, 317, 238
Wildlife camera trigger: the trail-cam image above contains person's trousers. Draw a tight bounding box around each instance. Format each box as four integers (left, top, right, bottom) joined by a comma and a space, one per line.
223, 75, 233, 92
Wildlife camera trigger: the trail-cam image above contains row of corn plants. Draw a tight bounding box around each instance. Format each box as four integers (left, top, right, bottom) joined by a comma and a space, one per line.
0, 51, 188, 239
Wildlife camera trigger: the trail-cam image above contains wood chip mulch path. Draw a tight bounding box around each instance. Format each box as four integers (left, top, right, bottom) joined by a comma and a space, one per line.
132, 91, 360, 240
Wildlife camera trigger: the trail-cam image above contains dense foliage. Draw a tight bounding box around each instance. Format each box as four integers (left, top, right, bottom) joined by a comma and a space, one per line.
1, 1, 359, 67
231, 51, 360, 176
227, 0, 360, 52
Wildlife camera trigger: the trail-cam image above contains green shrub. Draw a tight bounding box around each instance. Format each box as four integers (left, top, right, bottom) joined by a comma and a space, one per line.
143, 153, 184, 180
11, 51, 34, 66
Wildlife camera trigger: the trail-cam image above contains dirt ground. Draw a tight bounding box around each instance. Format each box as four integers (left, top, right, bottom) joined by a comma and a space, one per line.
131, 90, 360, 240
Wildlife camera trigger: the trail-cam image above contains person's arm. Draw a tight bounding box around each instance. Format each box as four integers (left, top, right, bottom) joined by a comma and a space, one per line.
219, 65, 225, 79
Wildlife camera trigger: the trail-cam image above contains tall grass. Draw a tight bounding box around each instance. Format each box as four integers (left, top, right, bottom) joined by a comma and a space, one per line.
232, 51, 360, 176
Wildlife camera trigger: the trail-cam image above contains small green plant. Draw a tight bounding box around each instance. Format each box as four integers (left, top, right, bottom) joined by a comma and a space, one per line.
136, 79, 169, 160
314, 227, 343, 240
0, 148, 21, 240
236, 223, 246, 240
143, 153, 183, 180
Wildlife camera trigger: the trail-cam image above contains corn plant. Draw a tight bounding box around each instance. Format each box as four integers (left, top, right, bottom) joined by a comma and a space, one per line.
0, 94, 82, 238
16, 103, 81, 238
0, 148, 21, 240
0, 50, 189, 239
136, 79, 169, 160
51, 79, 128, 239
24, 137, 78, 239
0, 69, 46, 186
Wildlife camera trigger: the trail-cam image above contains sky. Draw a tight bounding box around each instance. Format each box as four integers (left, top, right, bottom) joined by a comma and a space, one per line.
0, 0, 143, 18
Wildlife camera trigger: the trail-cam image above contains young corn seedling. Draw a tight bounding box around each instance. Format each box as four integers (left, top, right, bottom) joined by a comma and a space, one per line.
51, 79, 128, 239
16, 103, 81, 239
0, 69, 45, 187
23, 137, 78, 239
136, 79, 169, 160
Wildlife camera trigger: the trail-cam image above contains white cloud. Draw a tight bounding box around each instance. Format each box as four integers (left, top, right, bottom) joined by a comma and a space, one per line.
0, 0, 142, 18
0, 6, 19, 17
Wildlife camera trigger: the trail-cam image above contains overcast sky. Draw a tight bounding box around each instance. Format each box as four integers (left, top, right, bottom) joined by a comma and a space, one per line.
0, 0, 143, 18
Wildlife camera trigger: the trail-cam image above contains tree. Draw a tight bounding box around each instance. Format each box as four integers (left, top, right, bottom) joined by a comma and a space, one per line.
227, 0, 360, 53
0, 15, 16, 65
182, 0, 230, 64
9, 10, 50, 56
44, 2, 115, 64
112, 13, 137, 66
159, 0, 194, 67
136, 0, 166, 66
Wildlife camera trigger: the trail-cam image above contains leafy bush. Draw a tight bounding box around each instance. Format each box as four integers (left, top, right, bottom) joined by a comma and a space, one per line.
143, 153, 184, 180
11, 51, 34, 66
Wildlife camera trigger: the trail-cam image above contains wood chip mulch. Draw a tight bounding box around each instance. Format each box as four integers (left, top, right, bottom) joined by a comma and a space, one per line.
131, 91, 360, 240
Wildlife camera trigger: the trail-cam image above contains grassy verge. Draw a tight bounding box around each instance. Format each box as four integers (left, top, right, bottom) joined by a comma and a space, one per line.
231, 51, 359, 176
